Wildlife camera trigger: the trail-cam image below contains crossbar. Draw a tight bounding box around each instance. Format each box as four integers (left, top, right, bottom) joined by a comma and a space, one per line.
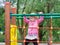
10, 13, 60, 17
16, 16, 60, 19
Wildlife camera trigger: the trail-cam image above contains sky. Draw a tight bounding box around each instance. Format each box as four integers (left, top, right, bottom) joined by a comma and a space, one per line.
0, 0, 17, 8
0, 0, 6, 8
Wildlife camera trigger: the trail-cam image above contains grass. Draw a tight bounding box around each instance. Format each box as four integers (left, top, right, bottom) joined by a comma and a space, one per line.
0, 33, 5, 42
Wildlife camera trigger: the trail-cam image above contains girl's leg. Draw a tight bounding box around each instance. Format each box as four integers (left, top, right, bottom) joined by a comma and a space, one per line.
33, 42, 38, 45
33, 39, 38, 45
24, 39, 30, 45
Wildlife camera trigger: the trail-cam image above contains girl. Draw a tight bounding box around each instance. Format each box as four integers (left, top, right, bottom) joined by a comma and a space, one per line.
24, 13, 44, 45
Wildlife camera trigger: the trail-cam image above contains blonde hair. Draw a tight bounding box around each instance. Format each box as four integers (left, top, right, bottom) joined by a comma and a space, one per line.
38, 12, 43, 14
30, 13, 38, 19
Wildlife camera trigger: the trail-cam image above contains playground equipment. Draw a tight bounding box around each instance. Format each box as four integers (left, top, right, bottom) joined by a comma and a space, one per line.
11, 14, 60, 19
5, 2, 60, 45
10, 25, 17, 45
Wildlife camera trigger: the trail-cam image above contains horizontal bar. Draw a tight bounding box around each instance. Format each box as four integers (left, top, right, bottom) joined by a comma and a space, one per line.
10, 13, 60, 17
18, 26, 60, 30
16, 16, 60, 19
45, 16, 60, 18
10, 40, 60, 43
18, 40, 41, 42
18, 40, 60, 43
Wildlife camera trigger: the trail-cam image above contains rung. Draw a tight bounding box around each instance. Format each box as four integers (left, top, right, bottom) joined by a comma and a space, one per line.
18, 40, 39, 42
16, 16, 60, 19
17, 26, 60, 30
40, 41, 48, 43
10, 40, 60, 44
17, 40, 48, 43
7, 40, 49, 43
10, 13, 60, 16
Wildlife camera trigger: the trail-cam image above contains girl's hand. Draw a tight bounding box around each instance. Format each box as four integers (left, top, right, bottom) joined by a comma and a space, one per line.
24, 40, 25, 42
23, 26, 25, 29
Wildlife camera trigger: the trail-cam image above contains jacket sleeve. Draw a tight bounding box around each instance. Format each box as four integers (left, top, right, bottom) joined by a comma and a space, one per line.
38, 16, 44, 23
24, 16, 29, 23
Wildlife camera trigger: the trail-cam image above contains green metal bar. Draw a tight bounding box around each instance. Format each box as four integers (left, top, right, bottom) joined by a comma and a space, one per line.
16, 16, 60, 19
45, 16, 60, 18
10, 13, 60, 16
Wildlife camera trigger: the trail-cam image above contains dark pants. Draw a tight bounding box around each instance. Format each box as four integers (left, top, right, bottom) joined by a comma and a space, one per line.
24, 39, 38, 45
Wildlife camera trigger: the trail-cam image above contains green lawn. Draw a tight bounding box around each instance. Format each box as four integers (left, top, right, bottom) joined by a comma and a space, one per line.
0, 33, 5, 42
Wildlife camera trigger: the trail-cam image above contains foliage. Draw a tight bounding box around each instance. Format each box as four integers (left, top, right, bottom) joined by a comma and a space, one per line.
0, 34, 5, 42
0, 8, 4, 31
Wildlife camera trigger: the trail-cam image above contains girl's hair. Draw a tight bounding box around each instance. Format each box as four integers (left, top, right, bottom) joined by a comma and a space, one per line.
38, 12, 43, 14
30, 13, 38, 19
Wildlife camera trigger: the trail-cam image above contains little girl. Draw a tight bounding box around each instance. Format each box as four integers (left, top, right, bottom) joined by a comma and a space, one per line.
24, 13, 44, 45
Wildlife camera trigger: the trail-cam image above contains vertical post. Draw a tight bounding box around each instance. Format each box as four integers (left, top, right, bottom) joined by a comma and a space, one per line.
10, 7, 17, 45
11, 7, 16, 25
49, 17, 52, 45
5, 2, 10, 45
24, 25, 26, 45
38, 29, 40, 45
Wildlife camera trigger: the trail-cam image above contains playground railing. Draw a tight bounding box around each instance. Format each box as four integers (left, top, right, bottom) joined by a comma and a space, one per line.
10, 13, 60, 18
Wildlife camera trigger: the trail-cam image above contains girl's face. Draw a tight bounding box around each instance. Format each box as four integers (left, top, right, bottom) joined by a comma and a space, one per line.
30, 17, 35, 21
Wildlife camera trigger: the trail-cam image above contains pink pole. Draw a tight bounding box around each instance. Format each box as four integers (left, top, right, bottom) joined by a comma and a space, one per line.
5, 2, 10, 45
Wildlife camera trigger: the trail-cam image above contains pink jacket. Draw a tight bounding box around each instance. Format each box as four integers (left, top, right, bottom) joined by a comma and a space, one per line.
24, 16, 44, 35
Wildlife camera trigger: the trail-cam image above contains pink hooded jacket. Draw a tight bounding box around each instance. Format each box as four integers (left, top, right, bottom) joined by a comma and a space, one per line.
24, 16, 44, 36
